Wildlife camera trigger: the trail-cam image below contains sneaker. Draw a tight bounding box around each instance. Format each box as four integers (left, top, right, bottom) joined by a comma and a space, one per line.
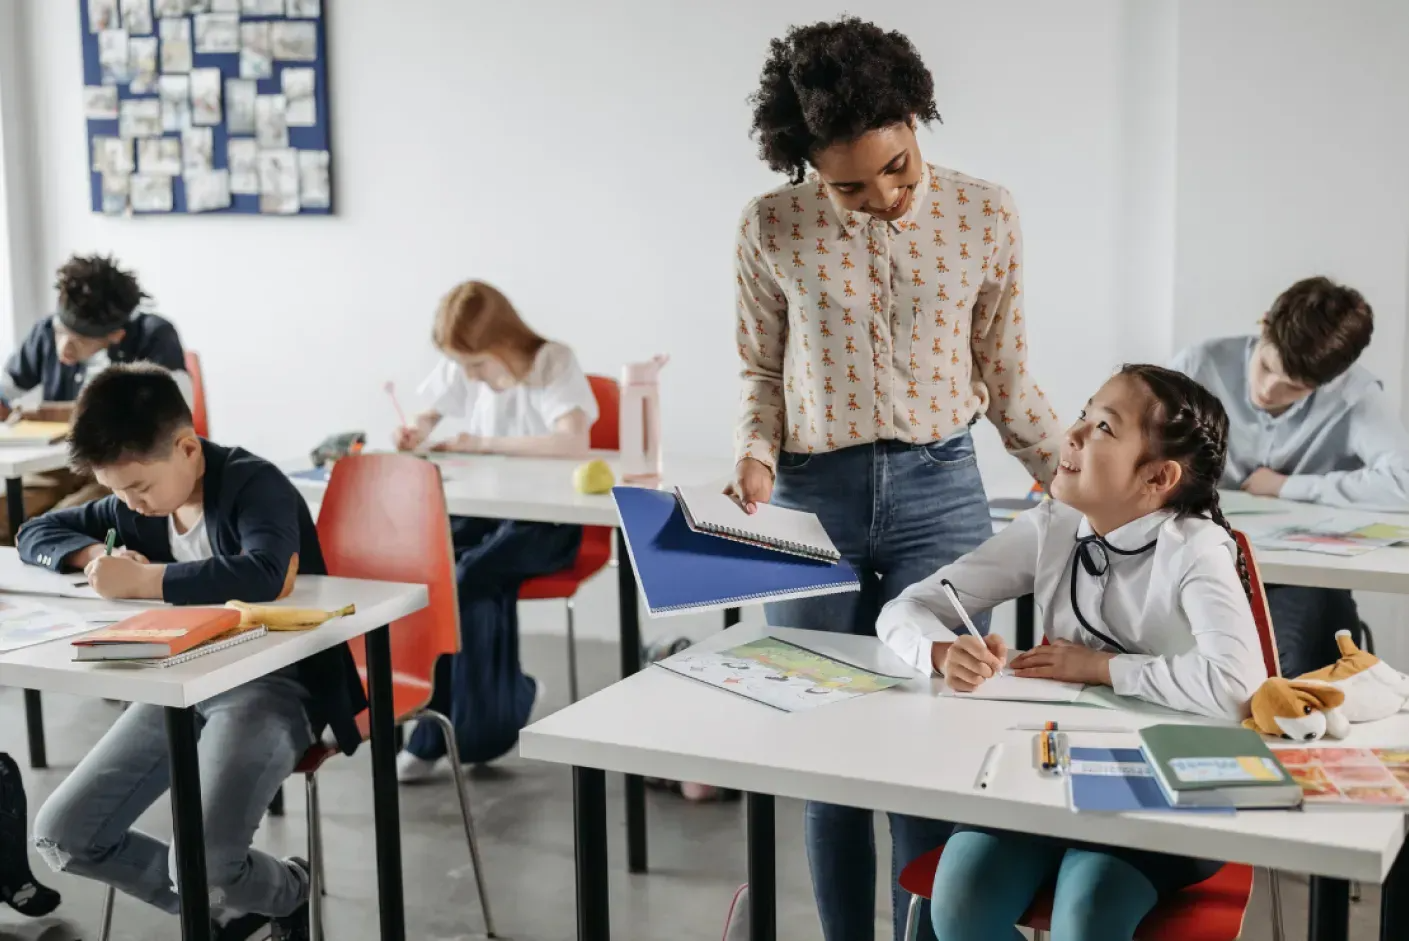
215, 911, 270, 941
270, 858, 312, 941
396, 751, 442, 784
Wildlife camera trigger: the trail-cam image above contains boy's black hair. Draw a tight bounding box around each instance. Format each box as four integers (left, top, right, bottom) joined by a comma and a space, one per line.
68, 363, 194, 472
1120, 364, 1250, 600
749, 17, 940, 183
1263, 277, 1373, 387
54, 254, 146, 339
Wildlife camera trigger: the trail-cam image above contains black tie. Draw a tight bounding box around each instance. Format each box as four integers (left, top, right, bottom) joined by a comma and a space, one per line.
1068, 533, 1159, 654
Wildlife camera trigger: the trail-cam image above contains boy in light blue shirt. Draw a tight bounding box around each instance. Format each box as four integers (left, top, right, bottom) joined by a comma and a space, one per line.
1172, 276, 1409, 676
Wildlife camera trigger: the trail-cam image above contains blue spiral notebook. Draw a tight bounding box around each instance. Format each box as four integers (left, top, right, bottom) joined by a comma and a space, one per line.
612, 487, 861, 616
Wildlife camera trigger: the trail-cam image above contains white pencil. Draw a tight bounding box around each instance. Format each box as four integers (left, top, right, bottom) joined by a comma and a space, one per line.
974, 743, 1003, 791
1008, 723, 1133, 733
939, 579, 982, 636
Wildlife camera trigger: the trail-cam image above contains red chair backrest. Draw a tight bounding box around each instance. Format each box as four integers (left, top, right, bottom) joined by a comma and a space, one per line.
184, 350, 209, 438
587, 375, 620, 451
316, 454, 459, 704
1233, 530, 1281, 678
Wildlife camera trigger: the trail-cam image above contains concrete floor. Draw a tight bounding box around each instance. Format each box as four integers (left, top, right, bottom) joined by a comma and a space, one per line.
0, 635, 1388, 941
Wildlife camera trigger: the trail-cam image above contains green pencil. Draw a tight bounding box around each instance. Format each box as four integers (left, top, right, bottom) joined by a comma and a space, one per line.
104, 529, 116, 556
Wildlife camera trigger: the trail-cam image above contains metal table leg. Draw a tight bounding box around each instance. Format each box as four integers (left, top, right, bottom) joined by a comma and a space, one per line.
165, 707, 211, 941
1308, 877, 1349, 941
747, 793, 776, 941
615, 529, 647, 873
365, 625, 406, 941
574, 767, 609, 941
11, 477, 47, 770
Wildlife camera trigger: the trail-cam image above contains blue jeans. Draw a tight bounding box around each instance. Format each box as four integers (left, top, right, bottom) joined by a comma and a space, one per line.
930, 829, 1158, 941
1265, 585, 1361, 678
766, 435, 993, 941
407, 517, 582, 765
32, 676, 314, 918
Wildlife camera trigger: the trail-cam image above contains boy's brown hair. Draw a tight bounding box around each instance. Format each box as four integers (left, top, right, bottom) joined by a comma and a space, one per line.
1263, 277, 1373, 387
431, 281, 544, 372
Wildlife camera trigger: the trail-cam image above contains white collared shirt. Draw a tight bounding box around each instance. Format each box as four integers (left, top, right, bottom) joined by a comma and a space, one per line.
876, 500, 1267, 719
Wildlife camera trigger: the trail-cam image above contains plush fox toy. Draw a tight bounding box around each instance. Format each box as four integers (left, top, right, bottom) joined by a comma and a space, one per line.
1245, 630, 1409, 741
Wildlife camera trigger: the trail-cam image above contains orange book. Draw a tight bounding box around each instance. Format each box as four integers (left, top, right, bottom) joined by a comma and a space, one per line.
72, 607, 243, 662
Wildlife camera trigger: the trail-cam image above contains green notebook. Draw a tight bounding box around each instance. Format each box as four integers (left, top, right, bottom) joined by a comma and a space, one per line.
1139, 724, 1302, 809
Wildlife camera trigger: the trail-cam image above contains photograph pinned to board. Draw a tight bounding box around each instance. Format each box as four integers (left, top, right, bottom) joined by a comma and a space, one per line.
227, 138, 259, 193
159, 16, 193, 73
182, 126, 214, 175
297, 150, 330, 208
257, 148, 300, 214
101, 172, 130, 215
193, 11, 240, 53
243, 0, 285, 14
117, 98, 161, 139
127, 35, 158, 93
211, 0, 240, 11
137, 137, 182, 176
190, 68, 222, 126
225, 78, 256, 134
254, 93, 289, 148
120, 0, 154, 34
186, 170, 232, 213
158, 74, 191, 133
84, 85, 120, 120
656, 636, 909, 713
153, 0, 187, 16
282, 67, 315, 126
97, 28, 130, 84
187, 0, 211, 13
89, 0, 121, 32
92, 136, 135, 176
239, 21, 273, 78
270, 20, 317, 60
286, 0, 320, 17
130, 173, 174, 212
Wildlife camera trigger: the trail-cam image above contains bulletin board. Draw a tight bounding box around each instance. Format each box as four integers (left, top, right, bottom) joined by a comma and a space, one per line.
78, 0, 333, 216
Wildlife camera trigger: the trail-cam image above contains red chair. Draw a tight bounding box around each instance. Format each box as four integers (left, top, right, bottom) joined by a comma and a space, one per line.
897, 531, 1283, 941
517, 375, 619, 702
184, 350, 209, 438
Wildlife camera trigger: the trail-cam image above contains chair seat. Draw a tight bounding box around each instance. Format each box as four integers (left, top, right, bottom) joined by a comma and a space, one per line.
898, 845, 1253, 941
294, 676, 433, 775
518, 527, 613, 601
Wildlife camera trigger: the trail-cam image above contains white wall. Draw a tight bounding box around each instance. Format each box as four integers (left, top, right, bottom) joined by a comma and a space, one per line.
13, 0, 1126, 499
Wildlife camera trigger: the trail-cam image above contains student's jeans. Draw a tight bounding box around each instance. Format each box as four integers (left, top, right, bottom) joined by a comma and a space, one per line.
32, 676, 314, 918
1265, 585, 1362, 677
766, 434, 993, 941
407, 516, 582, 765
929, 829, 1158, 941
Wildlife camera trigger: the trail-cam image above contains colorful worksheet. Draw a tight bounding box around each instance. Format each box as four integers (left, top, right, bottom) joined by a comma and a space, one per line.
0, 598, 119, 653
1272, 746, 1409, 808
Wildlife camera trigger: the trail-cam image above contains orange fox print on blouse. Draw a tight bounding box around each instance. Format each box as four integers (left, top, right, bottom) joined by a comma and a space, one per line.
733, 163, 1061, 483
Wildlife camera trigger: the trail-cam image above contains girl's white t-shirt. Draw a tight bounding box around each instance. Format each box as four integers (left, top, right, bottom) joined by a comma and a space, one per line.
417, 341, 599, 439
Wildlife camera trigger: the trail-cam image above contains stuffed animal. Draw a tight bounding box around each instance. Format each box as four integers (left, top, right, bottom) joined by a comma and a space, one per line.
1245, 629, 1409, 741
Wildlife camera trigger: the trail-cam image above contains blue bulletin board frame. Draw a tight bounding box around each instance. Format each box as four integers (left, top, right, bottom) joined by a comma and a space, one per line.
78, 0, 334, 216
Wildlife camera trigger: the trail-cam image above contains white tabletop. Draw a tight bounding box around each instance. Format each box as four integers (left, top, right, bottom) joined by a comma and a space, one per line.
0, 565, 427, 708
0, 443, 72, 479
289, 452, 734, 527
521, 624, 1409, 883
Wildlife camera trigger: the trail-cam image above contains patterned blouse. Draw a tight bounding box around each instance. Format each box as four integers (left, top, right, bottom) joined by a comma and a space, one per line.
733, 163, 1061, 483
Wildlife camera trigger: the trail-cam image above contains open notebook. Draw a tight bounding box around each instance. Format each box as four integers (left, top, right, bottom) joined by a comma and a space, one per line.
674, 485, 841, 563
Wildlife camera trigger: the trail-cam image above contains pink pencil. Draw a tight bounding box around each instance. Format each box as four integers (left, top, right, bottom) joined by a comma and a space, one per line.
383, 381, 408, 427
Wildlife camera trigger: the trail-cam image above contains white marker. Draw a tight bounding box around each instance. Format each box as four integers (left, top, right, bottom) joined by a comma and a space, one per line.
974, 744, 1003, 791
939, 579, 982, 636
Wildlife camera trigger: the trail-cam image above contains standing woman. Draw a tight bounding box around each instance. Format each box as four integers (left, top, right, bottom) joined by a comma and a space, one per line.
727, 18, 1062, 941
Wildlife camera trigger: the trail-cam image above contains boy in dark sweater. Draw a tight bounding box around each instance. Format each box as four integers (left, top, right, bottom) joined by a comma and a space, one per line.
18, 364, 363, 941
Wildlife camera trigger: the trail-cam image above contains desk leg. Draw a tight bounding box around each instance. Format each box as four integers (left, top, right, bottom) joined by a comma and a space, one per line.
365, 625, 406, 941
747, 793, 776, 941
1308, 877, 1349, 941
267, 786, 284, 817
574, 767, 609, 941
724, 607, 741, 628
1381, 840, 1408, 941
1015, 594, 1035, 651
10, 477, 47, 771
615, 529, 647, 874
165, 707, 212, 941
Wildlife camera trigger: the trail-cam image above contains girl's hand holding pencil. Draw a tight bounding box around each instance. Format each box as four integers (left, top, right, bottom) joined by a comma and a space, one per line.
936, 633, 1008, 692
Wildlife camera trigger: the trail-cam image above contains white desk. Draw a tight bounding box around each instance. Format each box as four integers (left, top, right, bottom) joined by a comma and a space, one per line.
0, 444, 90, 772
522, 625, 1409, 941
1225, 495, 1409, 594
290, 450, 734, 875
0, 550, 429, 941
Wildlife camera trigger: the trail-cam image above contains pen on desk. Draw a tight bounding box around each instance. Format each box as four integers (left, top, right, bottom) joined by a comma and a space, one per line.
974, 743, 1003, 791
938, 579, 981, 636
104, 529, 116, 556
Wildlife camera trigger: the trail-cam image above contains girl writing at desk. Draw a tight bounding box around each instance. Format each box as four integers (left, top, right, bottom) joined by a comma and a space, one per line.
393, 280, 597, 781
878, 364, 1268, 941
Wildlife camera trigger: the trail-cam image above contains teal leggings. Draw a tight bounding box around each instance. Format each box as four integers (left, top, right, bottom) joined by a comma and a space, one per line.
930, 830, 1158, 941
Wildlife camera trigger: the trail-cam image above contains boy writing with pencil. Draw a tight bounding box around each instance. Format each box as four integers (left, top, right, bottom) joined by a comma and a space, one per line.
0, 254, 191, 543
1171, 276, 1409, 676
17, 364, 361, 941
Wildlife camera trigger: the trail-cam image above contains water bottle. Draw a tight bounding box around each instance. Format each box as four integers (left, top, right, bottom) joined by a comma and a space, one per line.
620, 355, 668, 485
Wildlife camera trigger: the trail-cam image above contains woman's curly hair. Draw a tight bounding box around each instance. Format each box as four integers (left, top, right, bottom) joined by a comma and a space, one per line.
749, 17, 940, 183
